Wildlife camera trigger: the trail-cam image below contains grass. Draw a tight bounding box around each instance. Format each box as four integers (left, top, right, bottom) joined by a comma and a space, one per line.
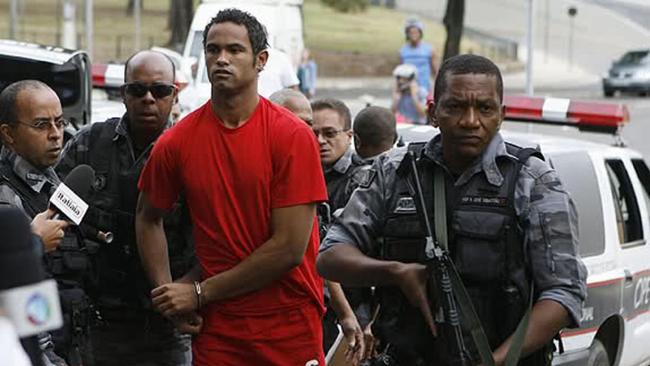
303, 0, 477, 55
0, 0, 480, 75
0, 0, 181, 63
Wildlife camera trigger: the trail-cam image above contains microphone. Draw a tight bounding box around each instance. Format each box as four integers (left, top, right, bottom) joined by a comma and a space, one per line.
50, 164, 113, 244
49, 164, 95, 225
0, 207, 64, 366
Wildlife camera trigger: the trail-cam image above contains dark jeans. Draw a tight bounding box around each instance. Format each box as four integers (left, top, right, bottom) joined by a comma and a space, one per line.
90, 309, 191, 366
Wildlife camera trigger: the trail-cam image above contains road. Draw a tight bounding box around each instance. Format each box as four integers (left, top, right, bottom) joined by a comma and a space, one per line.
583, 0, 650, 31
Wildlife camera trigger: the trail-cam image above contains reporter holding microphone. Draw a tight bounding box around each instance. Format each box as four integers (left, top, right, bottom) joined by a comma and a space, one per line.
0, 80, 92, 366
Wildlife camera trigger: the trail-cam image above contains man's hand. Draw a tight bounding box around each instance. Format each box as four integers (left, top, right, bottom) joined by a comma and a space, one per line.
31, 209, 69, 253
362, 318, 378, 361
151, 282, 198, 317
409, 80, 419, 98
394, 262, 437, 336
339, 314, 364, 365
171, 312, 203, 335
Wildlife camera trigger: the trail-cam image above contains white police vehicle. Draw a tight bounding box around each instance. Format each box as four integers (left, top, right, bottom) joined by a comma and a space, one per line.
0, 39, 92, 131
397, 96, 650, 366
0, 39, 126, 131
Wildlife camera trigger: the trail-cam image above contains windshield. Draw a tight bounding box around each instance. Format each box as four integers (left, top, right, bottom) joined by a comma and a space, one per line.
0, 57, 81, 107
618, 51, 650, 65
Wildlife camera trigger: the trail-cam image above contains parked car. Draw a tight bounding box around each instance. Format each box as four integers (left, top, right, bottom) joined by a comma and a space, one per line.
399, 95, 650, 366
603, 49, 650, 97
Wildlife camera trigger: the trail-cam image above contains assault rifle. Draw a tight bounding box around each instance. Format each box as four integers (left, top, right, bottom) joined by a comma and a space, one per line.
404, 150, 476, 366
403, 148, 531, 366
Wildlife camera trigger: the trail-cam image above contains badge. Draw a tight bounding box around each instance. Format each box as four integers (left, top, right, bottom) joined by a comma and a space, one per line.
357, 168, 377, 189
394, 196, 416, 213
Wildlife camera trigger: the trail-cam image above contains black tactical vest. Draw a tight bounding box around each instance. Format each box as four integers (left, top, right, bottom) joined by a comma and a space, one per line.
375, 143, 552, 366
83, 119, 194, 309
323, 161, 376, 324
0, 162, 91, 364
0, 163, 88, 284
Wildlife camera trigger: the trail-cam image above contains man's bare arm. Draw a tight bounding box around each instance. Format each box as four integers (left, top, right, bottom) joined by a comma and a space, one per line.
136, 191, 173, 288
318, 244, 403, 287
318, 244, 437, 336
200, 203, 316, 303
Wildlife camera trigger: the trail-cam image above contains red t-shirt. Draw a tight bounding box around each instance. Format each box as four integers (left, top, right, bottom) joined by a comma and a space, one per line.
138, 98, 327, 323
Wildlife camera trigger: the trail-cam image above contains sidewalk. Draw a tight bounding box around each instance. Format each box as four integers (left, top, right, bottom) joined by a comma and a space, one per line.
503, 51, 600, 92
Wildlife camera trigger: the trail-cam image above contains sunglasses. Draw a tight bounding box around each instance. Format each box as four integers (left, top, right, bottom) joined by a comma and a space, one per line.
122, 82, 176, 99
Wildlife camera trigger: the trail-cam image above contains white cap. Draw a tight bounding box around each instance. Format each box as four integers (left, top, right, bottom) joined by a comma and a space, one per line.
393, 64, 417, 79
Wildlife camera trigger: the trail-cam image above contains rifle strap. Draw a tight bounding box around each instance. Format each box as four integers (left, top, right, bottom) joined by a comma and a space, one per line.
433, 167, 533, 366
432, 166, 495, 366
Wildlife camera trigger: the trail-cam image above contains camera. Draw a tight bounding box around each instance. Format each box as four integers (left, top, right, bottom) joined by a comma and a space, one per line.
392, 64, 417, 92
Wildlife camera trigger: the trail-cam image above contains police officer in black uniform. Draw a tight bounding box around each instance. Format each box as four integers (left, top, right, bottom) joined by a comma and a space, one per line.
57, 50, 194, 366
317, 55, 587, 365
0, 80, 91, 366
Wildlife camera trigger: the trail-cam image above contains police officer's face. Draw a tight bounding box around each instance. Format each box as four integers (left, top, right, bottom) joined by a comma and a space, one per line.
1, 87, 64, 170
312, 108, 352, 167
204, 22, 268, 93
122, 52, 177, 133
431, 73, 503, 171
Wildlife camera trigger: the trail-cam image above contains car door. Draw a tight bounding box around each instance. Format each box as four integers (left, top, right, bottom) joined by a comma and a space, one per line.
549, 151, 621, 356
603, 157, 650, 366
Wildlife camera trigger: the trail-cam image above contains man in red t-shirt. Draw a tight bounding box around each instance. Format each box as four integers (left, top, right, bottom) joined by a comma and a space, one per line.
135, 8, 328, 366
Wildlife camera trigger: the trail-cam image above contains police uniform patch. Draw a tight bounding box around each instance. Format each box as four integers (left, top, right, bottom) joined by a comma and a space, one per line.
394, 196, 416, 213
460, 195, 508, 207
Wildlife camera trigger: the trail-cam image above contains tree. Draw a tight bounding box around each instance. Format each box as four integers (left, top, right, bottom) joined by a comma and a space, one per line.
320, 0, 368, 13
168, 0, 194, 50
127, 0, 144, 16
442, 0, 465, 60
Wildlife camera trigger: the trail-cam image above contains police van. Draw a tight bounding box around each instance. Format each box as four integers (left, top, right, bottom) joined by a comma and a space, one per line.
397, 96, 650, 366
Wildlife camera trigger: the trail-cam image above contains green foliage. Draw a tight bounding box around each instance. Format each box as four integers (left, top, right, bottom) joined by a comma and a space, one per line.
320, 0, 369, 13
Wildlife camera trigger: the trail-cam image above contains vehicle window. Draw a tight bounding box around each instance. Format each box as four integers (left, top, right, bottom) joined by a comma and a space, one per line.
189, 31, 203, 60
0, 58, 80, 107
549, 152, 605, 257
605, 159, 644, 245
632, 159, 650, 220
618, 50, 650, 65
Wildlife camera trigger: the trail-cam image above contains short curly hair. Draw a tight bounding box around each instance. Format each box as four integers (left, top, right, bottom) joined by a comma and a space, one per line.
433, 54, 503, 104
202, 8, 269, 56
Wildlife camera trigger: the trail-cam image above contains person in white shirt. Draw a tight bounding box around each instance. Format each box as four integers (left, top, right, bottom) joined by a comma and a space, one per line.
258, 48, 300, 98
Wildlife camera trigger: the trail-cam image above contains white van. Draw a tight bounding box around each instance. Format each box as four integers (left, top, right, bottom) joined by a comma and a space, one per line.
182, 0, 304, 76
